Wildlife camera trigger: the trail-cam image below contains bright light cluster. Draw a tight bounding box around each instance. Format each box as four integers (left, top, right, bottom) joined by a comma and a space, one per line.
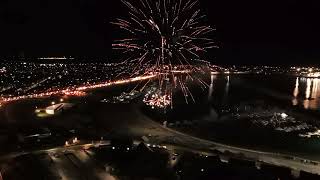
62, 90, 86, 96
0, 67, 6, 73
307, 72, 320, 78
143, 89, 172, 109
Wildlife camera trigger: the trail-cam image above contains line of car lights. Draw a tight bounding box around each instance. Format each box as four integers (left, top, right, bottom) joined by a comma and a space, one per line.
110, 144, 168, 151
0, 74, 156, 107
62, 137, 209, 173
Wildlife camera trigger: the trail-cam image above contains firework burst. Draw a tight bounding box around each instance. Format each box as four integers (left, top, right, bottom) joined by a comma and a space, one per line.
143, 87, 172, 109
112, 0, 217, 108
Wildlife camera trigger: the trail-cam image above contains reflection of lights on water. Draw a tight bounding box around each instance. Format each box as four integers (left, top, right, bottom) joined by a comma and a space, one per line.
222, 76, 230, 105
292, 99, 298, 106
292, 77, 299, 106
293, 77, 299, 97
302, 78, 320, 109
304, 100, 310, 109
304, 78, 312, 109
211, 74, 215, 83
292, 77, 320, 109
312, 78, 319, 99
306, 79, 311, 99
225, 76, 230, 94
208, 75, 216, 100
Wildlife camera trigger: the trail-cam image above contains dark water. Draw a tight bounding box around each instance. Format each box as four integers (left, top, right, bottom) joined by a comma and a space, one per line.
208, 74, 320, 111
165, 74, 320, 120
146, 74, 320, 156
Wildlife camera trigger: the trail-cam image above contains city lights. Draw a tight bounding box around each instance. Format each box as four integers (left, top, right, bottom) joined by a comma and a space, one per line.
0, 74, 156, 106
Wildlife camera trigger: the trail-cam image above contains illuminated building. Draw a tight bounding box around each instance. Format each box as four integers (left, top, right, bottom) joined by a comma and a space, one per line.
45, 103, 73, 115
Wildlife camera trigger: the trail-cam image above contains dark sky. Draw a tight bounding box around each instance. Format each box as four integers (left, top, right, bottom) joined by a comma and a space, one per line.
0, 0, 320, 65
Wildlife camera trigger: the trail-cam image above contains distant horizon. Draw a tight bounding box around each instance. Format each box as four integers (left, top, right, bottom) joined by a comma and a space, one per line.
1, 57, 319, 67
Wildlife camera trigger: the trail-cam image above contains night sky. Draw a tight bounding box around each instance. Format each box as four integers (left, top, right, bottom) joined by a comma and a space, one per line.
0, 0, 320, 65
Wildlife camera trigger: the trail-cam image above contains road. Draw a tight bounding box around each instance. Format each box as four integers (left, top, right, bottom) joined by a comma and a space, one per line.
1, 123, 320, 178
124, 106, 320, 175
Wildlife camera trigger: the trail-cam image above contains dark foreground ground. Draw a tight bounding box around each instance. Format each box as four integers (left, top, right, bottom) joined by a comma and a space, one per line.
1, 80, 320, 180
1, 142, 320, 180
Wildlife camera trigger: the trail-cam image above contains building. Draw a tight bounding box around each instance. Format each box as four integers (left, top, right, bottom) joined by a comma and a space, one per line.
45, 103, 73, 115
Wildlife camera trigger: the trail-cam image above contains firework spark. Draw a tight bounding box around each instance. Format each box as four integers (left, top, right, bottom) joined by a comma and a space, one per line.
112, 0, 217, 108
143, 87, 172, 109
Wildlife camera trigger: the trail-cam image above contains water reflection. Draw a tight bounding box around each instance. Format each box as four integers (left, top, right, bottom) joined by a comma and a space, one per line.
226, 76, 230, 94
222, 76, 230, 105
293, 77, 320, 110
306, 79, 311, 99
293, 77, 299, 97
292, 77, 299, 106
312, 79, 320, 99
208, 74, 216, 100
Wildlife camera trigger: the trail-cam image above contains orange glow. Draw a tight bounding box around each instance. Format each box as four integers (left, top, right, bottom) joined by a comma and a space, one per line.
0, 74, 156, 106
